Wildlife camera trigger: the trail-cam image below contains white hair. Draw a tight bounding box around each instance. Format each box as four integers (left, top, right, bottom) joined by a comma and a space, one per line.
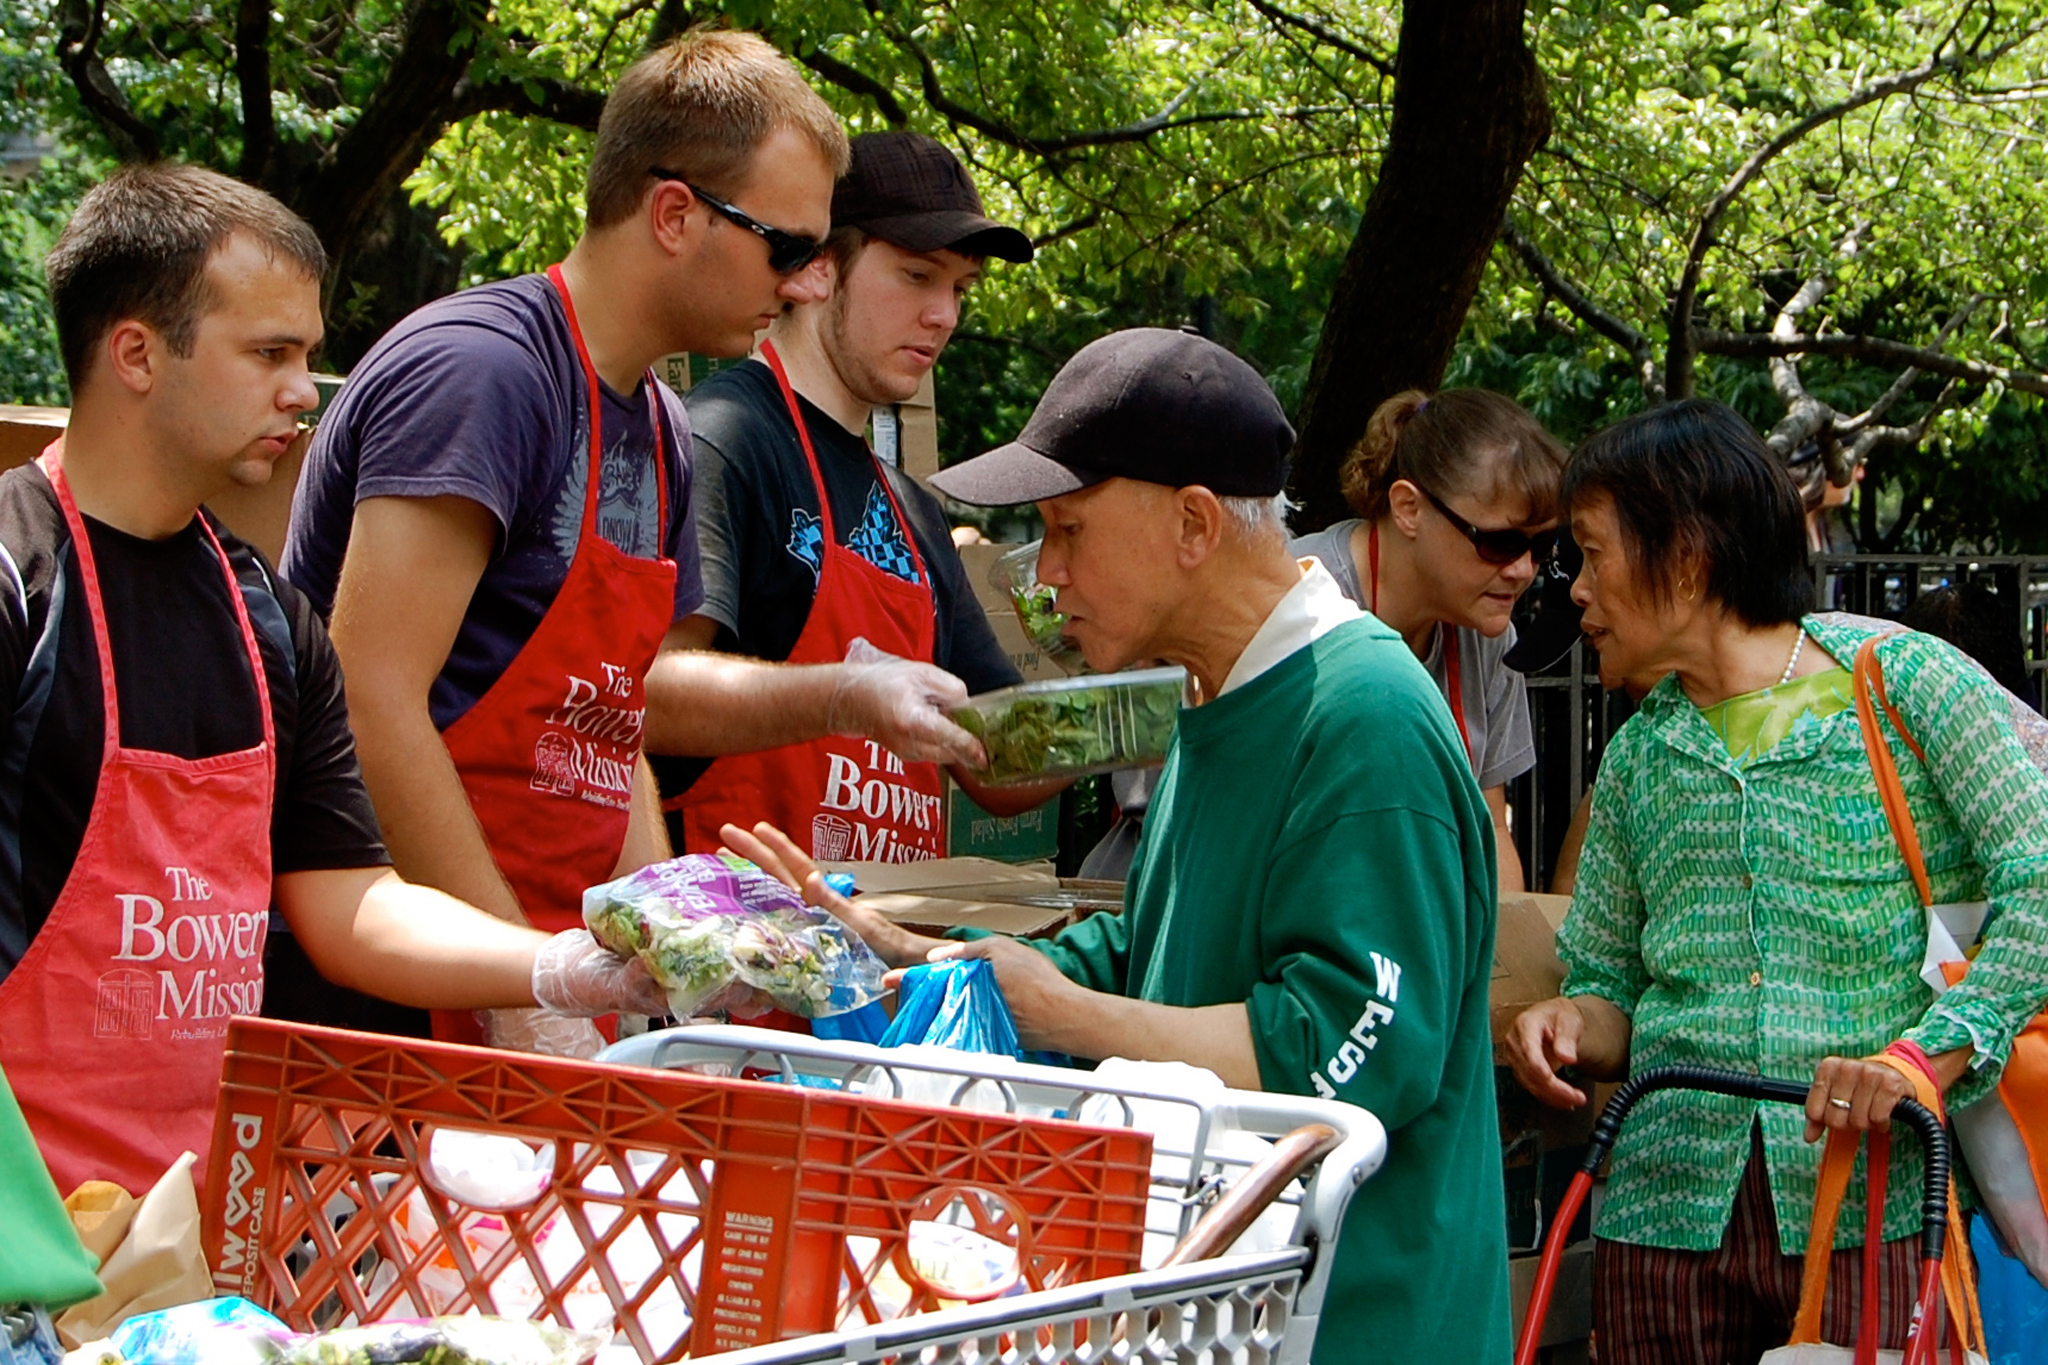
1219, 491, 1297, 542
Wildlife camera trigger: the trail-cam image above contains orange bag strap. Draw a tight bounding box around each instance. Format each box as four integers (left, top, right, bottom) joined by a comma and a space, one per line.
1854, 635, 1934, 910
1870, 1052, 1987, 1359
1789, 1126, 1867, 1345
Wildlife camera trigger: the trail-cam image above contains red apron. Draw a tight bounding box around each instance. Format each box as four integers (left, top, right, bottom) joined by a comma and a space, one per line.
0, 446, 274, 1197
432, 264, 678, 1042
672, 341, 946, 864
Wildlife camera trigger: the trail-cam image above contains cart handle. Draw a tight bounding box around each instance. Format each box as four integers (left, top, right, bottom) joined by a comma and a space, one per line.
1576, 1065, 1949, 1261
1160, 1123, 1343, 1267
1515, 1064, 1951, 1365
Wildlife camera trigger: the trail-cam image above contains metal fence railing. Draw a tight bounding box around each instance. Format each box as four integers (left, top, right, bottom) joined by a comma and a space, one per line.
1506, 554, 2048, 894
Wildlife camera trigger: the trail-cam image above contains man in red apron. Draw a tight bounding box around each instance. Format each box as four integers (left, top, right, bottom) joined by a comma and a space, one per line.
280, 34, 851, 1051
0, 166, 664, 1197
646, 133, 1057, 863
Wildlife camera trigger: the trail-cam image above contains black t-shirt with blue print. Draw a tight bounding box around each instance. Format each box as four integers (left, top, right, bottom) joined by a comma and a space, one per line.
654, 359, 1017, 797
0, 464, 389, 985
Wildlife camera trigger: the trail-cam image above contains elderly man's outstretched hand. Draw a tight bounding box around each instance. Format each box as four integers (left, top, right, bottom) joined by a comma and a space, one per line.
717, 820, 940, 969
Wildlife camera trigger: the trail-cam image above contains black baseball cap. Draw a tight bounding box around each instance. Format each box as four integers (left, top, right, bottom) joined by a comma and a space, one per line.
929, 328, 1295, 506
833, 132, 1034, 263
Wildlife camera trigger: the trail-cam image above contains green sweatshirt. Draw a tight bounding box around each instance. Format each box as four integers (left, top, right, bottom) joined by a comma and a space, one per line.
1035, 618, 1511, 1364
1, 1063, 102, 1308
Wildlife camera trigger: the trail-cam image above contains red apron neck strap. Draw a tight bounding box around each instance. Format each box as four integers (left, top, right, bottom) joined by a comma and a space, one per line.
546, 263, 668, 545
1368, 518, 1470, 763
36, 442, 276, 758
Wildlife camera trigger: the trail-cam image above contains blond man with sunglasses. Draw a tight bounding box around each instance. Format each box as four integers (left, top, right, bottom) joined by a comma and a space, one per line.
1292, 388, 1569, 892
279, 33, 937, 1053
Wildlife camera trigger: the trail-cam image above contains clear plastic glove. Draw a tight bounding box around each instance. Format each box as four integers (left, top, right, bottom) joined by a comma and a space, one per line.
825, 637, 985, 768
531, 928, 672, 1017
476, 1006, 606, 1059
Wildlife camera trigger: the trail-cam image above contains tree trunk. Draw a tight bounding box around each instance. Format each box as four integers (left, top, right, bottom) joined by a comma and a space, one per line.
1289, 0, 1550, 529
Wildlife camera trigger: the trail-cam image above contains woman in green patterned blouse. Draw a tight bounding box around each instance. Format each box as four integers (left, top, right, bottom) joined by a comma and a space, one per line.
1503, 399, 2048, 1364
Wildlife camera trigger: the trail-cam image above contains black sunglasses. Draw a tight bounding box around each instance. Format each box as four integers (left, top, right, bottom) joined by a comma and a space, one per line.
1420, 485, 1560, 567
650, 169, 822, 274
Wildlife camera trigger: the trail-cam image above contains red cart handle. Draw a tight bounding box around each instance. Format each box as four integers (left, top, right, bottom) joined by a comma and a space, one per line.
1511, 1065, 1950, 1365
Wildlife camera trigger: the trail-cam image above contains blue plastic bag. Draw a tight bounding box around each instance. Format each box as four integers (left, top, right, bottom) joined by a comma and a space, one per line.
878, 958, 1069, 1067
1976, 1215, 2048, 1365
108, 1297, 294, 1365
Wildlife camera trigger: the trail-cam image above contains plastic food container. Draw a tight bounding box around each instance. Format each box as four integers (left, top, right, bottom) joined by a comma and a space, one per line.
953, 666, 1185, 784
989, 540, 1090, 675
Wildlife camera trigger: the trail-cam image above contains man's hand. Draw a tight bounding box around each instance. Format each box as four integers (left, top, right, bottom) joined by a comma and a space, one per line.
926, 936, 1088, 1055
717, 820, 943, 969
828, 638, 986, 768
531, 929, 672, 1017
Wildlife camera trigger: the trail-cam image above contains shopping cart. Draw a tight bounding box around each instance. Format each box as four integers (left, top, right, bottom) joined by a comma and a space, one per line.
596, 1025, 1388, 1364
1513, 1065, 1957, 1365
205, 1019, 1384, 1365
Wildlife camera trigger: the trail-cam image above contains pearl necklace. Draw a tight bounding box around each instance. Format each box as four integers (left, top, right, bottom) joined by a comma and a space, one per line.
1778, 629, 1806, 687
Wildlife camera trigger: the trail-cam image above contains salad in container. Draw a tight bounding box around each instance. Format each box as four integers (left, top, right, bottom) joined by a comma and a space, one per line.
583, 853, 885, 1019
988, 540, 1089, 675
952, 666, 1185, 785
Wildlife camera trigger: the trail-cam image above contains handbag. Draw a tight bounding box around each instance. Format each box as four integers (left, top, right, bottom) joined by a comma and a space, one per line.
1855, 634, 2048, 1289
1759, 1052, 1987, 1365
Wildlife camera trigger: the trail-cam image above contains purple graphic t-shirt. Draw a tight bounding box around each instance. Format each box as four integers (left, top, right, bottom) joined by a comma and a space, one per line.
282, 274, 703, 729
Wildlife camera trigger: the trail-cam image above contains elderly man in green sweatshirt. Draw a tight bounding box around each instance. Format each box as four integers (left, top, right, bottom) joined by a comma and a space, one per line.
726, 328, 1512, 1364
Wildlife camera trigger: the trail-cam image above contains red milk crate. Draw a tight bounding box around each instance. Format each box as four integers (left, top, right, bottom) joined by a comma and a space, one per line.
202, 1019, 1152, 1361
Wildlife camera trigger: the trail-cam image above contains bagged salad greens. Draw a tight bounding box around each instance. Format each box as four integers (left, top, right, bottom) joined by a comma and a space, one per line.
265, 1318, 603, 1365
583, 853, 885, 1019
952, 667, 1184, 784
988, 541, 1088, 675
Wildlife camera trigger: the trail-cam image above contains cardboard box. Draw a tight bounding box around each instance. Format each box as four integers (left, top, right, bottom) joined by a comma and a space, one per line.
817, 856, 1118, 939
947, 784, 1060, 862
1491, 892, 1572, 1056
0, 404, 65, 472
953, 541, 1070, 684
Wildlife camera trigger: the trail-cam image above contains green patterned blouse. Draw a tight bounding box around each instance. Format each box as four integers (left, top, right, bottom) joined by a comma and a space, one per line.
1561, 614, 2048, 1253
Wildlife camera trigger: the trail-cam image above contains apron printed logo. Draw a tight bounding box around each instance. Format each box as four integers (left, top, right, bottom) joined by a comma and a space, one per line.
531, 733, 577, 795
94, 969, 156, 1040
817, 742, 943, 863
529, 666, 644, 809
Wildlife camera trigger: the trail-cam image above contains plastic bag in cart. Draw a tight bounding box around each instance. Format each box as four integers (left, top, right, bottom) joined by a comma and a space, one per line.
265, 1317, 606, 1365
583, 853, 885, 1019
105, 1296, 294, 1365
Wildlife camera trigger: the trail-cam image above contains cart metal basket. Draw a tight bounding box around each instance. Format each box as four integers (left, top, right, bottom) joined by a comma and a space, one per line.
597, 1026, 1388, 1364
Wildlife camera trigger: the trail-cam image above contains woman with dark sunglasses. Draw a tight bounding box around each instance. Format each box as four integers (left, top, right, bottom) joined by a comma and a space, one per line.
1291, 388, 1567, 892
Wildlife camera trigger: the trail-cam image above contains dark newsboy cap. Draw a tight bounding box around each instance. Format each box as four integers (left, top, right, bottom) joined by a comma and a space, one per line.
929, 328, 1295, 506
832, 132, 1034, 264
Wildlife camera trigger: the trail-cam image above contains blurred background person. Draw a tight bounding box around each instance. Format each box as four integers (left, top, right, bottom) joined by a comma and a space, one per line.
1292, 388, 1568, 892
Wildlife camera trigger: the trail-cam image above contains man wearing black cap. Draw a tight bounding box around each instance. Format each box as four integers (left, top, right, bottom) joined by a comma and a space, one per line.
727, 326, 1513, 1361
648, 131, 1047, 862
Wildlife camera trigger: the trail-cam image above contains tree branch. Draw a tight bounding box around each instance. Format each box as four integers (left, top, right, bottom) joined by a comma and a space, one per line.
54, 0, 160, 161
797, 47, 909, 125
235, 0, 274, 181
1665, 9, 1996, 396
1694, 329, 2048, 398
1241, 0, 1393, 77
447, 74, 607, 129
1840, 294, 1979, 435
867, 6, 1321, 155
1500, 217, 1664, 400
